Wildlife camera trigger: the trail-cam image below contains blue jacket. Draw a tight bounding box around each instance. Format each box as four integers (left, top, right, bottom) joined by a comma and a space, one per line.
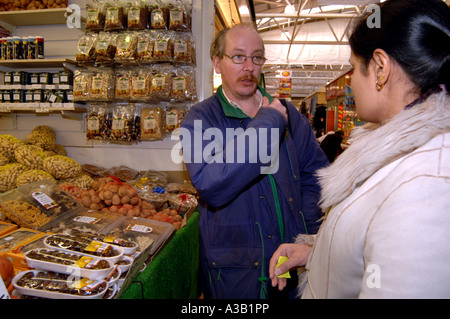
181, 87, 329, 299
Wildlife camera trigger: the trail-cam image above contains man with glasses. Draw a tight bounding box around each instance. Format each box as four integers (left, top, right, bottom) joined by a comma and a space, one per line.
181, 23, 328, 299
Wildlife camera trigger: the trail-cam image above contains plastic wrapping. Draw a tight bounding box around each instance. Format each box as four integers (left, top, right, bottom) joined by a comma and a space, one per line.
75, 33, 97, 64
89, 67, 115, 101
170, 65, 196, 102
114, 32, 138, 64
168, 0, 192, 31
136, 31, 154, 63
42, 209, 124, 235
149, 1, 169, 29
126, 0, 148, 30
0, 180, 84, 230
86, 103, 113, 141
130, 67, 151, 100
85, 0, 106, 32
173, 31, 196, 65
165, 103, 186, 133
140, 106, 164, 140
94, 32, 117, 65
153, 30, 173, 62
114, 67, 133, 100
105, 216, 174, 255
13, 270, 109, 299
150, 64, 172, 100
104, 0, 127, 32
73, 69, 92, 102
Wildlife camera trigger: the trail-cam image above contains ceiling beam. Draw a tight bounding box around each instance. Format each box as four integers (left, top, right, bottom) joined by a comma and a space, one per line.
264, 40, 348, 44
255, 12, 357, 19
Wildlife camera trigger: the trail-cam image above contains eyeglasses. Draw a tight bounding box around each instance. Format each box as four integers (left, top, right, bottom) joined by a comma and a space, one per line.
223, 54, 267, 66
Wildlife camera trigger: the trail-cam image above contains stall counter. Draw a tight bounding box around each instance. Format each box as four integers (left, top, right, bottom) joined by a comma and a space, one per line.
119, 210, 200, 299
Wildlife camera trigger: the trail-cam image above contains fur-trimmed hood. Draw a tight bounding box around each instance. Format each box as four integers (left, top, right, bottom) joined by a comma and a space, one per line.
317, 89, 450, 212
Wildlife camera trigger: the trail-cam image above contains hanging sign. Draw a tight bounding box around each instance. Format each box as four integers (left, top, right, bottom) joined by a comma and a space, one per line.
277, 70, 292, 100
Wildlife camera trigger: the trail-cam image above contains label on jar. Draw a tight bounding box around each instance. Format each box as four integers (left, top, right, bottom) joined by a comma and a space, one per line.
31, 191, 59, 209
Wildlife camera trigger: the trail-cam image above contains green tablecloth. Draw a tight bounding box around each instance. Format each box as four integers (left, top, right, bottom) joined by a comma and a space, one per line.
119, 211, 200, 299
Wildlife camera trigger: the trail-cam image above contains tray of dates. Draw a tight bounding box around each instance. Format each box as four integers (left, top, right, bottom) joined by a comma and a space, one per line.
44, 233, 124, 264
66, 228, 138, 255
13, 270, 109, 299
25, 248, 116, 281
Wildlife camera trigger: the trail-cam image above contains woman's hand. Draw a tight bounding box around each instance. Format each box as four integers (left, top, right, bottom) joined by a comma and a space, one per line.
269, 243, 312, 291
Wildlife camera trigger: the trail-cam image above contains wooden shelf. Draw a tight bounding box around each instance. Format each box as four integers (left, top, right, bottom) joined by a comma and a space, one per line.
0, 58, 76, 69
0, 102, 85, 113
0, 8, 69, 26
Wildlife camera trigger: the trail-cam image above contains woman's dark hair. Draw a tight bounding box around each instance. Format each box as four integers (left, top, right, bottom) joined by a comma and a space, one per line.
349, 0, 450, 94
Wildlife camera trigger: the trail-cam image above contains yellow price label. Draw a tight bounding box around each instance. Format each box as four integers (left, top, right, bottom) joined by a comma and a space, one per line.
275, 256, 291, 278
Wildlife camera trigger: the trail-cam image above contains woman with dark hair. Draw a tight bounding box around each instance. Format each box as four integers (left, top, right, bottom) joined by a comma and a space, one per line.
269, 0, 450, 298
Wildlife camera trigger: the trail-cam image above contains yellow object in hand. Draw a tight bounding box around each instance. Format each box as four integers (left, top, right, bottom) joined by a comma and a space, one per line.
275, 256, 291, 278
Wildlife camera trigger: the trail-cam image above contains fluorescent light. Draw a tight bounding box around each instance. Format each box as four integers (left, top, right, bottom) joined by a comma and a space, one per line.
239, 5, 250, 16
284, 4, 296, 14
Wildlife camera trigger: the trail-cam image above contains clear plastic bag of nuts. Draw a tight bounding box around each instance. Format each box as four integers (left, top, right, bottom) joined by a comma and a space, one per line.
89, 67, 115, 101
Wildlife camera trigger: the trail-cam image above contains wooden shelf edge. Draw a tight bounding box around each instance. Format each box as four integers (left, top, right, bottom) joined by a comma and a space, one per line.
0, 8, 69, 26
0, 58, 76, 69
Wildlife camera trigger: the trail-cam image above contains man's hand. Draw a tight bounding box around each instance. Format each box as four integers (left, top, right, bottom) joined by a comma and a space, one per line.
262, 97, 288, 122
269, 243, 312, 291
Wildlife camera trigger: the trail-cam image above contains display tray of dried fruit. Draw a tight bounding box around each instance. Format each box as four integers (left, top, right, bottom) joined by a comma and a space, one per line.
13, 270, 109, 299
25, 248, 116, 281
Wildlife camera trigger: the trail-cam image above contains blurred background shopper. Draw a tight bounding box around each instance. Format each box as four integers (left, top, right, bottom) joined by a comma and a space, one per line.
319, 130, 345, 163
181, 23, 328, 299
269, 0, 450, 298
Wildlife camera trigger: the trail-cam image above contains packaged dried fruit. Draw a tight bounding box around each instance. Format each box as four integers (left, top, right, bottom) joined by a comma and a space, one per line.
170, 65, 196, 102
86, 103, 112, 141
44, 234, 123, 261
13, 270, 109, 299
75, 33, 97, 64
94, 32, 117, 65
104, 0, 126, 31
114, 32, 138, 64
110, 103, 137, 143
153, 30, 173, 62
130, 67, 151, 100
165, 103, 186, 133
173, 31, 196, 65
149, 2, 169, 29
140, 106, 164, 140
114, 67, 133, 100
149, 64, 172, 101
168, 0, 192, 31
136, 31, 155, 63
85, 0, 105, 32
89, 67, 115, 101
73, 69, 92, 102
126, 0, 148, 30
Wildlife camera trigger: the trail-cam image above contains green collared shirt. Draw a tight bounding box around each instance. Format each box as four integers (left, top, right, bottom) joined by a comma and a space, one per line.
217, 85, 274, 119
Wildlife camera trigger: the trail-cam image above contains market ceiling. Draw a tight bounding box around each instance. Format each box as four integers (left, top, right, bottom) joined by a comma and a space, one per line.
215, 0, 450, 100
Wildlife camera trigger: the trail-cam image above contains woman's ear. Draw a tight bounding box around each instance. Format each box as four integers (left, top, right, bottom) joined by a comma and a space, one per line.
372, 48, 391, 88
